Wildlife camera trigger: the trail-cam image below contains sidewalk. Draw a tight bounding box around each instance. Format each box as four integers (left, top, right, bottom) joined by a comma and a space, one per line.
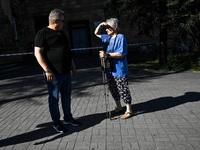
0, 57, 200, 150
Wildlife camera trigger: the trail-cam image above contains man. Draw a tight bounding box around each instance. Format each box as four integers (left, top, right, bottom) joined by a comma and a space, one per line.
34, 9, 80, 133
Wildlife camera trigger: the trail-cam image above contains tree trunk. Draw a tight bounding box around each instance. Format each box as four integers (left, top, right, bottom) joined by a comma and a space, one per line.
159, 0, 168, 66
159, 28, 167, 66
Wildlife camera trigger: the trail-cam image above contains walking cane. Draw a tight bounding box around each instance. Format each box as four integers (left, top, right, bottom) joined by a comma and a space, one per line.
100, 57, 112, 119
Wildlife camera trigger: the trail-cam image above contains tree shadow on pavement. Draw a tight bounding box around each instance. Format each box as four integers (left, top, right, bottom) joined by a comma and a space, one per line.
0, 74, 46, 106
128, 66, 185, 83
132, 92, 200, 116
0, 92, 47, 106
0, 112, 107, 147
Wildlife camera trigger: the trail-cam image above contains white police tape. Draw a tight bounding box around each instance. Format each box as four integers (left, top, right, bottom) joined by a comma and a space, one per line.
128, 42, 155, 46
0, 42, 155, 57
72, 46, 103, 51
0, 52, 33, 57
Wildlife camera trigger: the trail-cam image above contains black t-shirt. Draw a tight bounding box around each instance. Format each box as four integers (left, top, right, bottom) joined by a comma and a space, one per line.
34, 27, 72, 74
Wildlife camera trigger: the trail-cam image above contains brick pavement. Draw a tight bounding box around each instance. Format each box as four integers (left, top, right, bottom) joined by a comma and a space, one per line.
0, 60, 200, 150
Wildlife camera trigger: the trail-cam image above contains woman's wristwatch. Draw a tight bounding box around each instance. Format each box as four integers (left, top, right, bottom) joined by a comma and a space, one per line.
105, 53, 110, 59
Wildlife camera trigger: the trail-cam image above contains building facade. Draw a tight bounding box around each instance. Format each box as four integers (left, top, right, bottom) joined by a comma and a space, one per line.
0, 0, 158, 56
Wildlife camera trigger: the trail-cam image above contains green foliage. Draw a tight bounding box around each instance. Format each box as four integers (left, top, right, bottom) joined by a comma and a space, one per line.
106, 0, 160, 35
132, 54, 200, 71
106, 0, 200, 50
163, 54, 200, 71
167, 0, 200, 50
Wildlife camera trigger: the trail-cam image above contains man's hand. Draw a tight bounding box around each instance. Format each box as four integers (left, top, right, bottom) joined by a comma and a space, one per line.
46, 72, 54, 82
71, 68, 77, 77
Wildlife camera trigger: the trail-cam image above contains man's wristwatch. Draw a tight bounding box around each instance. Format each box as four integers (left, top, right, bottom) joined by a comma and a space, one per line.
44, 68, 51, 73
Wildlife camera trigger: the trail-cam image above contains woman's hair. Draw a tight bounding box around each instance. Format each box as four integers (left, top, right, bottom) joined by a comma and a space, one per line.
49, 9, 64, 22
106, 18, 119, 31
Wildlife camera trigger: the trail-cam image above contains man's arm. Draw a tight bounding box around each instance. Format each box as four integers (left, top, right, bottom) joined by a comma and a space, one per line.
71, 59, 77, 76
34, 47, 48, 71
34, 47, 54, 82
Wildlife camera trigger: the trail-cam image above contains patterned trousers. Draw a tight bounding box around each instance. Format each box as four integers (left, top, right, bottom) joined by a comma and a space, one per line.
107, 75, 132, 104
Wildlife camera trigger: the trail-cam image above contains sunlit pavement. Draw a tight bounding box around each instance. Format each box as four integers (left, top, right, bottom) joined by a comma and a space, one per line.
0, 59, 200, 150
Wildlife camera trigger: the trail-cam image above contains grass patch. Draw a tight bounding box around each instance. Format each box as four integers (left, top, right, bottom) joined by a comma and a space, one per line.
130, 53, 200, 71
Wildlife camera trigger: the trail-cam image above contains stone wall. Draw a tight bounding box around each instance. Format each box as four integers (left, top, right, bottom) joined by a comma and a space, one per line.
0, 8, 15, 48
0, 0, 158, 55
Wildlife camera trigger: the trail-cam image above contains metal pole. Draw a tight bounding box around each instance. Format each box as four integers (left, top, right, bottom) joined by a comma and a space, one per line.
100, 58, 111, 119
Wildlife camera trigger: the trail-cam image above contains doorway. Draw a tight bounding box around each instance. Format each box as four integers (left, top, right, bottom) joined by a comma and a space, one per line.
68, 20, 91, 53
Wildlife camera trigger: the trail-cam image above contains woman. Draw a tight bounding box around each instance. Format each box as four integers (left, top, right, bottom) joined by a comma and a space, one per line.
94, 18, 134, 119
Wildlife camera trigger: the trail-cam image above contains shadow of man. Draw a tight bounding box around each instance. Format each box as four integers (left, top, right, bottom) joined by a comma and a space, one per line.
0, 112, 107, 147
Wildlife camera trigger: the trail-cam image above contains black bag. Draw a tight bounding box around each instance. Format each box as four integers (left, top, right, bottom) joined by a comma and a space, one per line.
103, 35, 117, 71
105, 58, 114, 71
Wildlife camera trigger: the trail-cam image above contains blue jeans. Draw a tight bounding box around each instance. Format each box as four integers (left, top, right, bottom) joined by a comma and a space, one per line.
44, 73, 73, 123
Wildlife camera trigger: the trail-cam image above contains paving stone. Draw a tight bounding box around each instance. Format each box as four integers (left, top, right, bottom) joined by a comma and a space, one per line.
0, 62, 200, 150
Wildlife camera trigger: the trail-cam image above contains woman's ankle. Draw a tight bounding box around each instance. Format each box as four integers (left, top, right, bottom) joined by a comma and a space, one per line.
126, 104, 132, 113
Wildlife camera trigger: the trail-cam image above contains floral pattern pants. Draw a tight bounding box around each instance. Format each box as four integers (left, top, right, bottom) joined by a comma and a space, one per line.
107, 75, 132, 104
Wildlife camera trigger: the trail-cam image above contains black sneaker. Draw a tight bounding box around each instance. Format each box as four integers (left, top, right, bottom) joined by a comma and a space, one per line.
53, 121, 67, 133
63, 119, 81, 126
